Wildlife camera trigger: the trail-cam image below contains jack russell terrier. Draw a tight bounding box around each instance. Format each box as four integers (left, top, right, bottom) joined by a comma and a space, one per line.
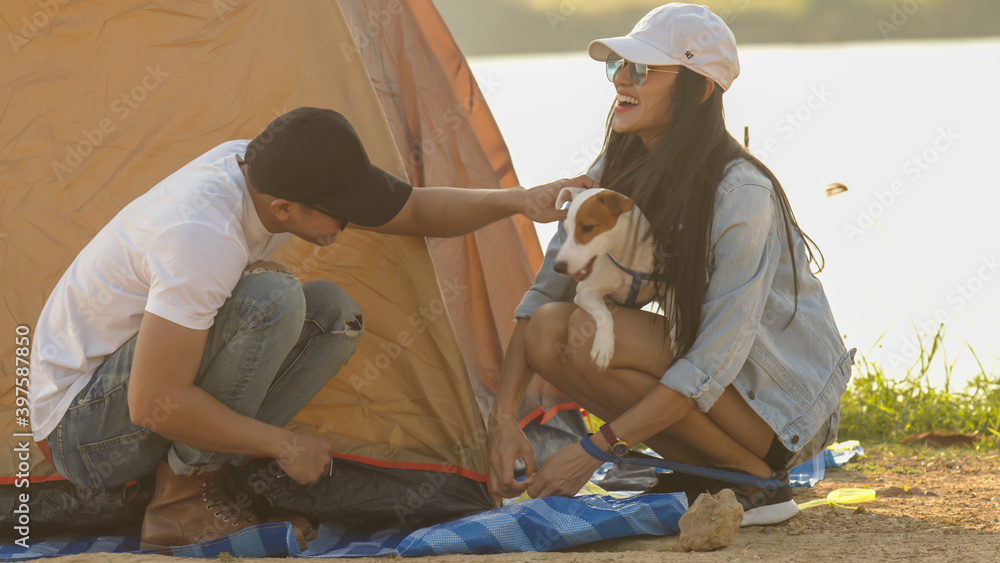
553, 187, 659, 371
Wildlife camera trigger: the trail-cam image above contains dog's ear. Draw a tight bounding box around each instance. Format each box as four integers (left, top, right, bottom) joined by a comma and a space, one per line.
555, 187, 587, 210
597, 190, 634, 214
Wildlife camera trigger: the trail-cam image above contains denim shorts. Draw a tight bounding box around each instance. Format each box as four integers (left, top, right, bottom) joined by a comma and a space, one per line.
779, 407, 839, 471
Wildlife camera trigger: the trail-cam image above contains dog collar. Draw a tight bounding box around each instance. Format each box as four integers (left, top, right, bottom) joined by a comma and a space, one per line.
606, 254, 653, 308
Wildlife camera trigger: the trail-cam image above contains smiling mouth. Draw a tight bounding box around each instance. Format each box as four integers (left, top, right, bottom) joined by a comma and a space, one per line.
616, 93, 639, 108
573, 256, 598, 281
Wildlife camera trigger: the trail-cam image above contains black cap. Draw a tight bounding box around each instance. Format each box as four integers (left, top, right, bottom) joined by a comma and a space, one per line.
244, 107, 412, 227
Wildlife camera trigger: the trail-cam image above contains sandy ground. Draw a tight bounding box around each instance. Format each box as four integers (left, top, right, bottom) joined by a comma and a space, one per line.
41, 444, 1000, 562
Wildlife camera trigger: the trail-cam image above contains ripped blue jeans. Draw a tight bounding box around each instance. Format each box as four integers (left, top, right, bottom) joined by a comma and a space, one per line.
49, 271, 363, 489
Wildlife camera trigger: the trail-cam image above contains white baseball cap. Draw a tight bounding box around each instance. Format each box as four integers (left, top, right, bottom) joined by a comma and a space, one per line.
588, 3, 740, 91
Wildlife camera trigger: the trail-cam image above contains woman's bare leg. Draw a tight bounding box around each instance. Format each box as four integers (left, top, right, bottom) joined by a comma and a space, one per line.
524, 302, 775, 477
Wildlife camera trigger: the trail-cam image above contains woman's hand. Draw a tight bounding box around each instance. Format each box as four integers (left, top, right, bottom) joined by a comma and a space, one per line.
487, 415, 538, 505
524, 440, 604, 499
523, 175, 599, 223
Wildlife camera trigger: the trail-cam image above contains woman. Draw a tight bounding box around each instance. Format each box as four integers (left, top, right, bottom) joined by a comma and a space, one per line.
487, 3, 854, 526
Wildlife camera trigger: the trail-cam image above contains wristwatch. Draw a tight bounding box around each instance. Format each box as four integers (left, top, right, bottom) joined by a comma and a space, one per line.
599, 423, 630, 457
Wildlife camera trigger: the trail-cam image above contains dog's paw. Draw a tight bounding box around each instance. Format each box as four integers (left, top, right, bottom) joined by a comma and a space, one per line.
590, 337, 615, 371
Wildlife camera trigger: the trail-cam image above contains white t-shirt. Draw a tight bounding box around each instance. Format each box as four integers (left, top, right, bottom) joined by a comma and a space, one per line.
30, 140, 291, 441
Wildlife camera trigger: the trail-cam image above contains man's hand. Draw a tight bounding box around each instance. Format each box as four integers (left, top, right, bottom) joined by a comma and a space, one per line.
274, 431, 333, 485
487, 415, 538, 505
129, 314, 333, 483
524, 441, 603, 499
523, 175, 598, 223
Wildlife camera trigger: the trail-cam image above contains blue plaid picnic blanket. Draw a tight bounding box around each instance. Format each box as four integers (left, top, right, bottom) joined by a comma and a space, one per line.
0, 493, 686, 560
0, 521, 300, 560
2, 443, 864, 560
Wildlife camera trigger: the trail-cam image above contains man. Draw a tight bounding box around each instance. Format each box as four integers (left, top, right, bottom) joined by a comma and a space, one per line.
29, 107, 577, 547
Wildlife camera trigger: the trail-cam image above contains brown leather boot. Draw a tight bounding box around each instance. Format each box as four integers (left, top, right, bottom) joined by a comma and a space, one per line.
140, 460, 259, 549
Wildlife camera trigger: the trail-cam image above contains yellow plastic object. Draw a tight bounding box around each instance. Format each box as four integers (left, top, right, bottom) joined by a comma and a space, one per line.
510, 481, 630, 504
798, 488, 876, 510
581, 411, 605, 435
827, 440, 862, 452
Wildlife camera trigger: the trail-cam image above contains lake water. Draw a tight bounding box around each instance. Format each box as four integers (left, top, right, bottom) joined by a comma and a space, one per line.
469, 38, 1000, 389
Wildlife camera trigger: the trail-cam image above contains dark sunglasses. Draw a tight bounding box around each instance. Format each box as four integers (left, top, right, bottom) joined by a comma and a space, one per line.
606, 55, 680, 86
308, 204, 349, 230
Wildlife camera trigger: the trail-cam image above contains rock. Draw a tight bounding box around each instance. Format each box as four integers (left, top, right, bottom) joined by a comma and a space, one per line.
786, 519, 807, 536
678, 489, 744, 552
877, 486, 909, 497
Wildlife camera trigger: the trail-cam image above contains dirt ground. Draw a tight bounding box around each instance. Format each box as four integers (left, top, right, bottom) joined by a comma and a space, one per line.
44, 444, 1000, 562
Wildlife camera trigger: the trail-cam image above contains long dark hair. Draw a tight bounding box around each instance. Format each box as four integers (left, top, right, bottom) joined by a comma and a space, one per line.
598, 67, 824, 358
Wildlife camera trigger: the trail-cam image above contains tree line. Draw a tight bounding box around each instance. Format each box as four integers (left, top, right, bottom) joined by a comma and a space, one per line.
434, 0, 1000, 56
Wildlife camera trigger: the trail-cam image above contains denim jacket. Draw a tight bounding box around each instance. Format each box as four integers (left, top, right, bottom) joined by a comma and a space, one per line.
515, 159, 855, 453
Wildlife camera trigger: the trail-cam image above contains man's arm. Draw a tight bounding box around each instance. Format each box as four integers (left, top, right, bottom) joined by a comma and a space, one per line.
126, 312, 331, 484
356, 177, 595, 237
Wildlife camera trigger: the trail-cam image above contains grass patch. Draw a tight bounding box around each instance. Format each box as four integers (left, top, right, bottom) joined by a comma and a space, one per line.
839, 324, 1000, 444
841, 441, 999, 479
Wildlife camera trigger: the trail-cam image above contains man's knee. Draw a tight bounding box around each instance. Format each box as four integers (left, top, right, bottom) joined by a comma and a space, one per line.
302, 280, 363, 339
231, 270, 306, 333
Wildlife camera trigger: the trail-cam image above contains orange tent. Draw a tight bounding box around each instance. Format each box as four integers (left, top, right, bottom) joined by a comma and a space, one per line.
0, 0, 583, 531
